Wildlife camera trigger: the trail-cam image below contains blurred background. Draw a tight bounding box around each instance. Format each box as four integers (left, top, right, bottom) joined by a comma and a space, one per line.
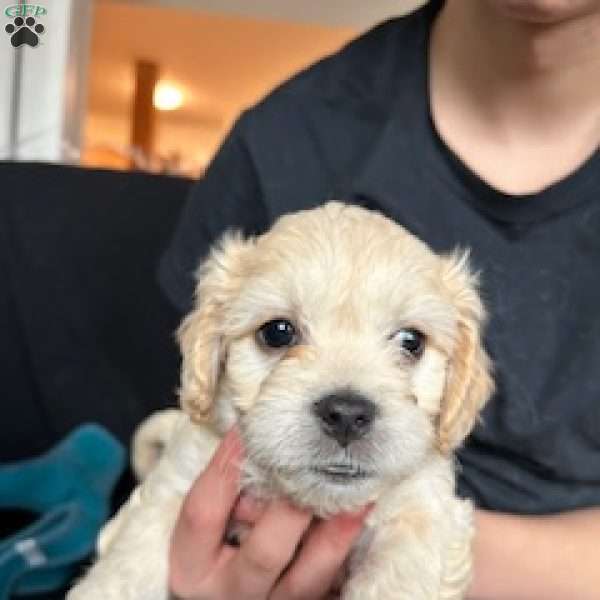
1, 0, 424, 178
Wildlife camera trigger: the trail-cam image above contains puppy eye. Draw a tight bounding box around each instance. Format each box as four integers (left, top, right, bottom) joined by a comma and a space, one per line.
258, 319, 297, 348
393, 328, 425, 358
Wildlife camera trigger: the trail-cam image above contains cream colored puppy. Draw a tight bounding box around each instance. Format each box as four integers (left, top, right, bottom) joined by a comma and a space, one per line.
68, 202, 493, 600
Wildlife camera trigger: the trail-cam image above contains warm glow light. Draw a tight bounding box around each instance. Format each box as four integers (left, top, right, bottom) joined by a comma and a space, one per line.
153, 83, 184, 111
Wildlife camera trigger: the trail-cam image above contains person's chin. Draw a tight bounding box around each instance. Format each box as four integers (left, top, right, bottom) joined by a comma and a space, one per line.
484, 0, 600, 23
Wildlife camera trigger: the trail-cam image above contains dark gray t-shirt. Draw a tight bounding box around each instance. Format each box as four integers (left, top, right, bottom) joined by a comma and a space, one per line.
159, 1, 600, 515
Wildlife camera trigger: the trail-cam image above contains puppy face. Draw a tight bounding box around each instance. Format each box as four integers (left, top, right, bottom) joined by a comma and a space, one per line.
178, 203, 493, 513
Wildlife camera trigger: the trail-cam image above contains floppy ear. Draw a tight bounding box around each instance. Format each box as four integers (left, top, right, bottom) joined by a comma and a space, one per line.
177, 232, 254, 423
437, 251, 494, 454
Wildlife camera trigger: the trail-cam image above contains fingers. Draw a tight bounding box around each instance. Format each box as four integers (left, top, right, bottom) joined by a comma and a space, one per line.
271, 506, 372, 600
169, 428, 243, 594
233, 493, 267, 524
222, 499, 313, 599
169, 426, 371, 600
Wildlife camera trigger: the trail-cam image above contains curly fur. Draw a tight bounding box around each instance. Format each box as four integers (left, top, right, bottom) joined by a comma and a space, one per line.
68, 202, 493, 600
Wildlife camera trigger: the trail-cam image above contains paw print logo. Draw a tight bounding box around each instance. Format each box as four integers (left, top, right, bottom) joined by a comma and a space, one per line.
5, 16, 45, 48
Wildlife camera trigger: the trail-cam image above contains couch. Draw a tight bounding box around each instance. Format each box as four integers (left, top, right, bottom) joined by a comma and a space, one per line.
0, 162, 193, 598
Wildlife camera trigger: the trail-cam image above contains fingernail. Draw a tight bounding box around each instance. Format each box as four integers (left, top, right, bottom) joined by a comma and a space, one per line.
224, 426, 243, 448
226, 427, 246, 455
216, 427, 244, 472
343, 503, 375, 522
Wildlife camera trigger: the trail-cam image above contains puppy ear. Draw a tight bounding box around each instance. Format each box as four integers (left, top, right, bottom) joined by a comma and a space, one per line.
177, 232, 254, 423
437, 250, 494, 454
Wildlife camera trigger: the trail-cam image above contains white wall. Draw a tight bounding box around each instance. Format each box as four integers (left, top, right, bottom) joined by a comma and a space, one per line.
0, 11, 16, 158
1, 0, 93, 162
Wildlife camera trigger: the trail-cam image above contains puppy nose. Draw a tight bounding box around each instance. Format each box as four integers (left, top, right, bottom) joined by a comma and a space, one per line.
313, 392, 377, 447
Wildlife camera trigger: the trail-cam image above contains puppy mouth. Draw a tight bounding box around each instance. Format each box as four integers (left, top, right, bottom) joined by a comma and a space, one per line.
311, 463, 373, 483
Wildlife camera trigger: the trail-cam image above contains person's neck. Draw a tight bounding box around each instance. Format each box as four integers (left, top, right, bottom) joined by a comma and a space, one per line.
435, 0, 600, 138
429, 0, 600, 194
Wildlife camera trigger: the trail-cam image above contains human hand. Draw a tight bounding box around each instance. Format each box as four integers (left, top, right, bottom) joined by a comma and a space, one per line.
169, 428, 370, 600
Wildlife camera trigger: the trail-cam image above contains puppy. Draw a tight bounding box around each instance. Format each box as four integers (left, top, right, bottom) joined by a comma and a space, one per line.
68, 202, 493, 600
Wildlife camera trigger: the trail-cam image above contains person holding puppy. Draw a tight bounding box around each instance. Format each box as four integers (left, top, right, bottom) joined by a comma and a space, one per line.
160, 0, 600, 598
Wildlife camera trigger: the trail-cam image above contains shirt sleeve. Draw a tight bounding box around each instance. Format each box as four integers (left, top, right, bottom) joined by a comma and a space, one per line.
158, 115, 268, 313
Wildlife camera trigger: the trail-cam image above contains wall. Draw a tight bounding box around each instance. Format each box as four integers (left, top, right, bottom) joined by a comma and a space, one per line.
1, 0, 93, 161
84, 3, 362, 173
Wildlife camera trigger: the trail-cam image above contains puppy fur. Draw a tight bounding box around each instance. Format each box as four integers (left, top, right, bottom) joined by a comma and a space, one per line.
68, 202, 493, 600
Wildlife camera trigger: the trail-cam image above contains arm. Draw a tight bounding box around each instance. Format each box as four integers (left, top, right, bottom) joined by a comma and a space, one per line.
468, 508, 600, 600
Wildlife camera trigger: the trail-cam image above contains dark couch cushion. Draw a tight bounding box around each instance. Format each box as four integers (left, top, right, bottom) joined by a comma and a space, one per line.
0, 162, 194, 597
0, 162, 191, 461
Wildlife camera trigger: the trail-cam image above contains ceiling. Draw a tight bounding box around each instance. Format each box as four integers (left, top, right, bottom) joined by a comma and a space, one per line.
98, 0, 425, 28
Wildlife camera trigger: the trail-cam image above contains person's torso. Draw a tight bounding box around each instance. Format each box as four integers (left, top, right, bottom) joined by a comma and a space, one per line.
237, 1, 600, 514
